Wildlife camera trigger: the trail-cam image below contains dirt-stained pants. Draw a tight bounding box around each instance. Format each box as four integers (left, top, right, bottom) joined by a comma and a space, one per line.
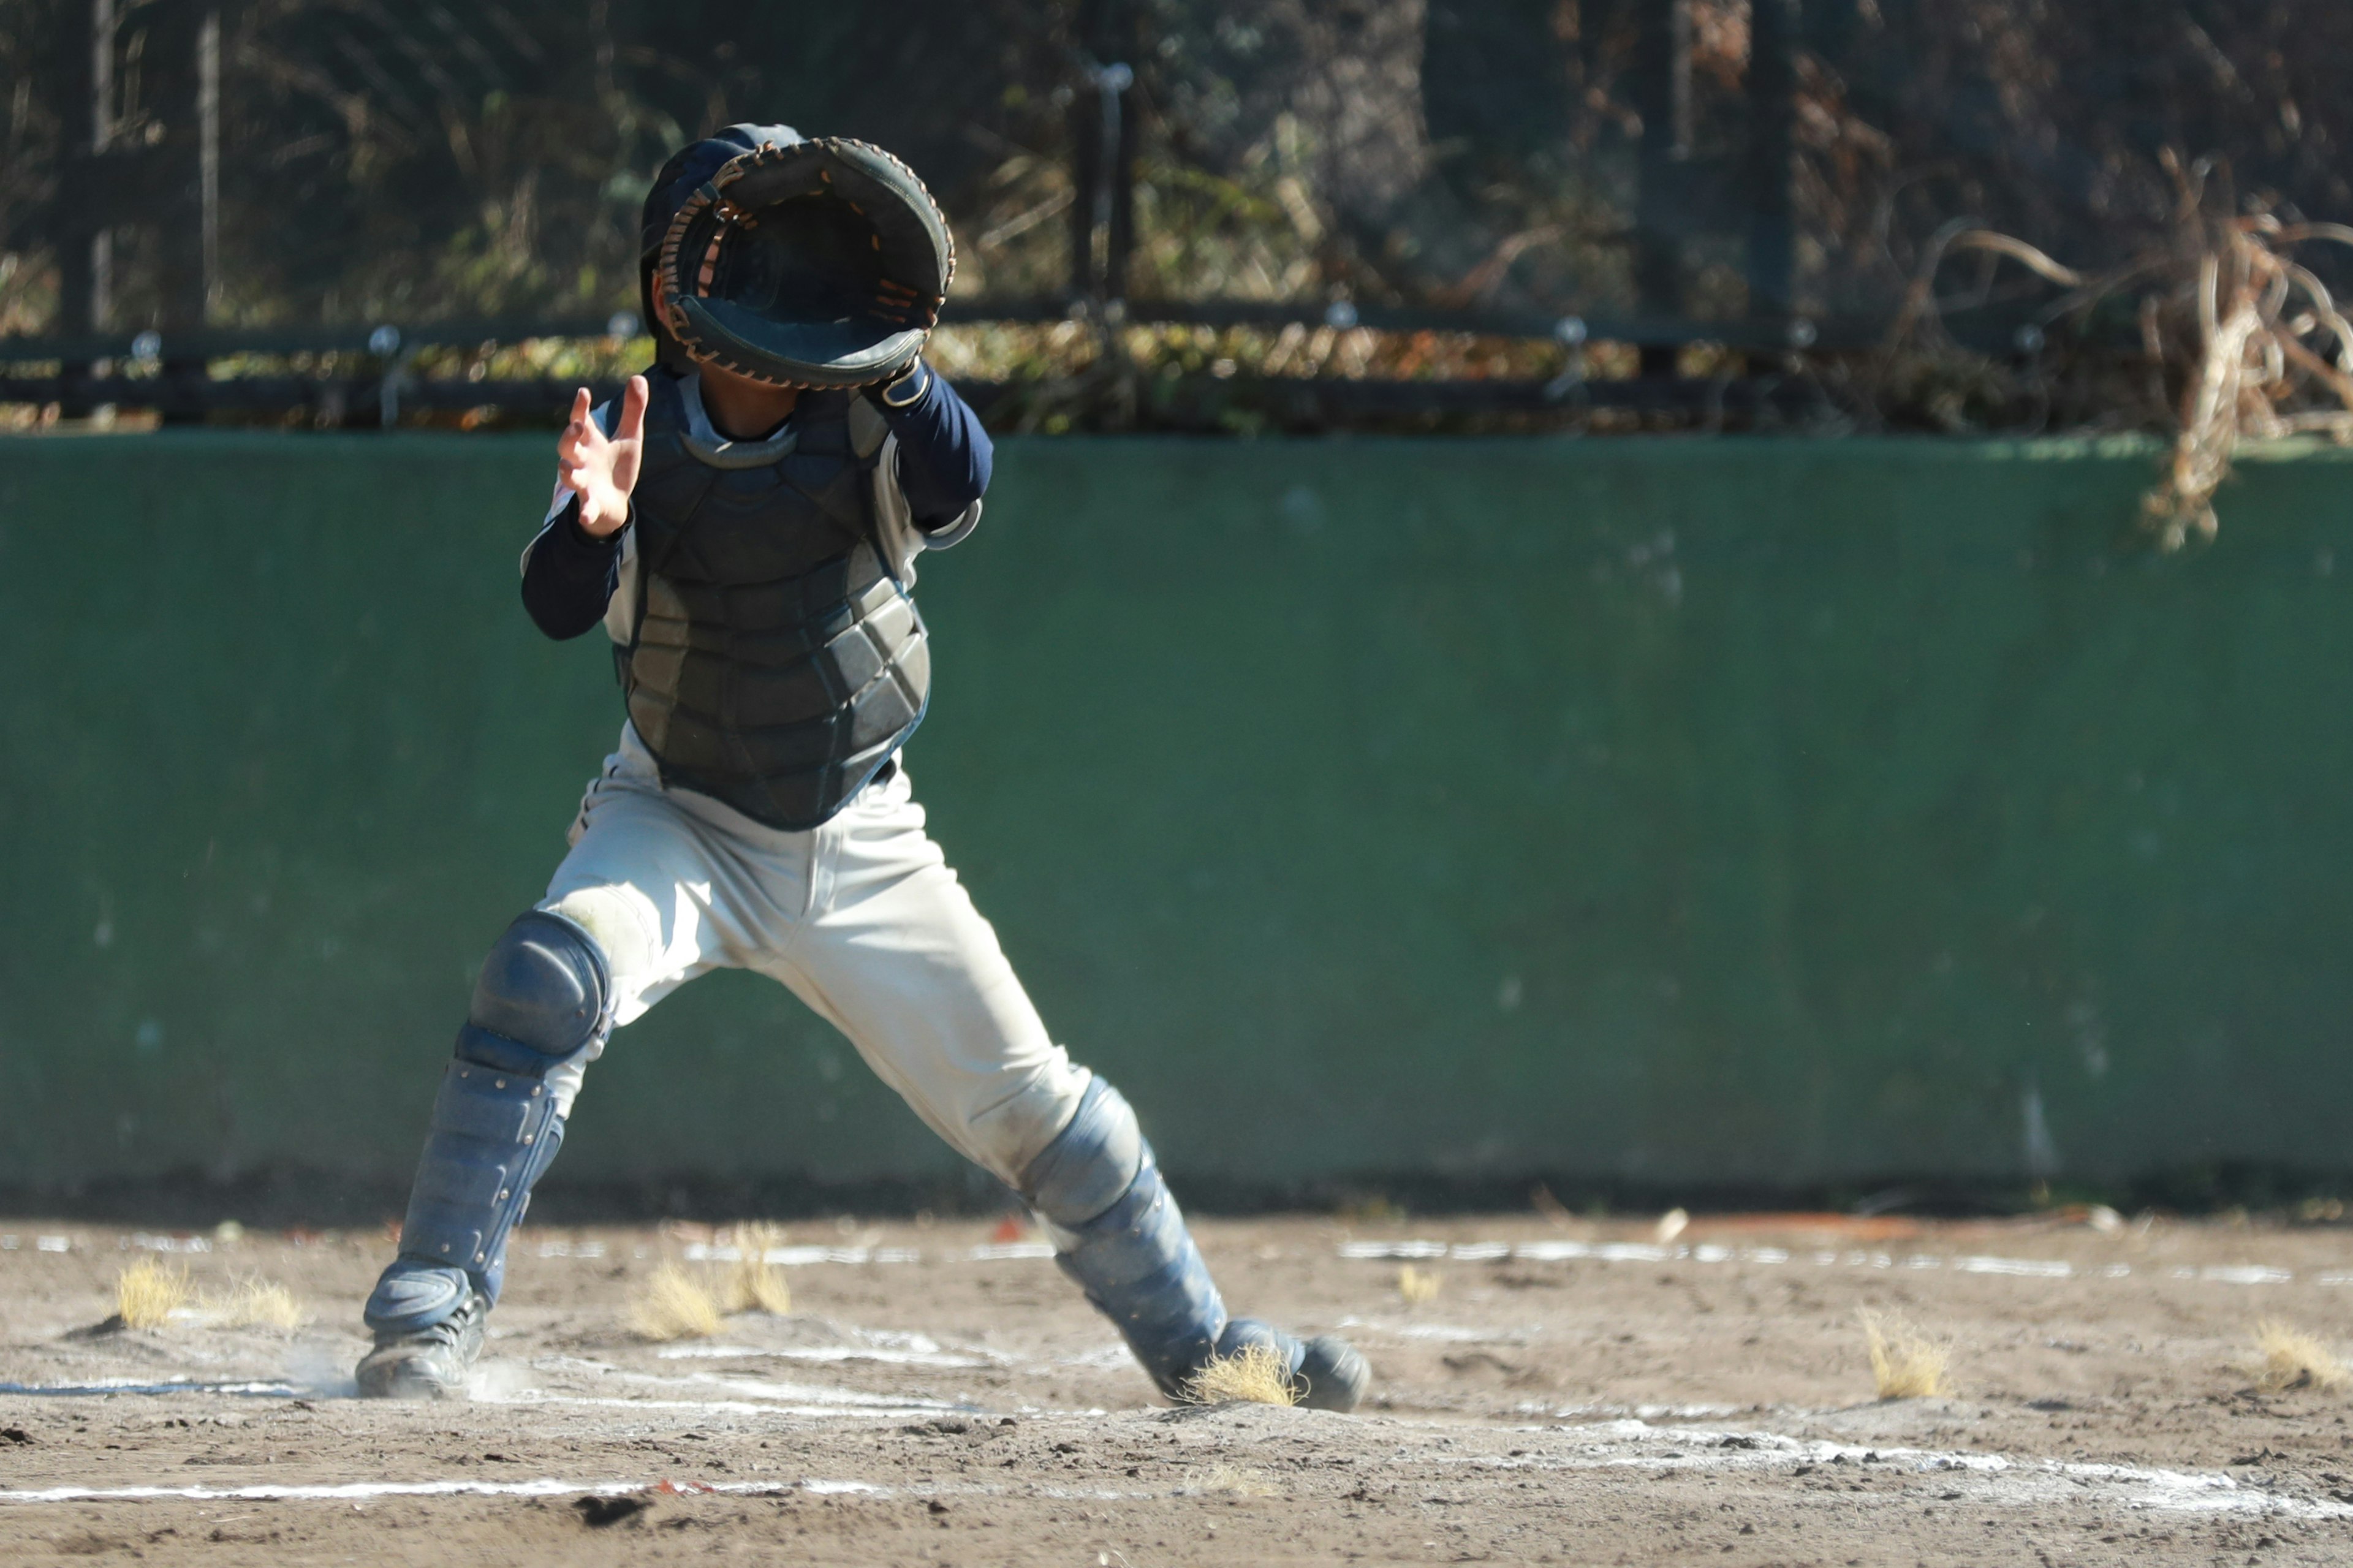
534, 724, 1088, 1186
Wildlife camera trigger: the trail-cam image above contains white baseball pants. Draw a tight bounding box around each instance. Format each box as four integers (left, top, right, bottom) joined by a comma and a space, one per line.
532, 723, 1090, 1186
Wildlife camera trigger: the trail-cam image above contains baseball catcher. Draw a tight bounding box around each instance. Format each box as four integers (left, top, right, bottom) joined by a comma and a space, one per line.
353, 124, 1369, 1412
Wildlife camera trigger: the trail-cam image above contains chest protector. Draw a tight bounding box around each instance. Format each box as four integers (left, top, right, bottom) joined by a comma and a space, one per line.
619, 371, 929, 830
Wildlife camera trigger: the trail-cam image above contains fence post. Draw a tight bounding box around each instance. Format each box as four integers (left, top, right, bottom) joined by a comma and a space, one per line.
1633, 0, 1693, 378
1067, 0, 1137, 309
53, 0, 117, 416
1747, 0, 1800, 360
48, 0, 218, 419
150, 1, 222, 419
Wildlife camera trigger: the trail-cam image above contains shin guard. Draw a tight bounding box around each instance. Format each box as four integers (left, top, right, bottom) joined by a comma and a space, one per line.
365, 911, 611, 1335
1021, 1078, 1229, 1397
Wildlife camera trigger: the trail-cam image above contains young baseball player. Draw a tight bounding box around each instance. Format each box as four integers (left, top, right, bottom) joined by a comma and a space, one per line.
354, 124, 1368, 1413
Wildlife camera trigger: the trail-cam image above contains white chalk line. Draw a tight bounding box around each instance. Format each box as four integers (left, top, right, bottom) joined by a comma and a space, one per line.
1475, 1417, 2353, 1523
0, 1379, 303, 1399
1339, 1238, 2336, 1287
655, 1324, 1006, 1370
493, 1396, 963, 1419
1335, 1317, 1537, 1346
1, 1422, 2344, 1523
465, 1354, 986, 1420
1520, 1401, 1747, 1420
655, 1343, 999, 1369
12, 1232, 2344, 1292
0, 1365, 974, 1419
0, 1344, 1013, 1416
0, 1236, 73, 1253
0, 1387, 960, 1421
0, 1237, 1065, 1265
0, 1477, 881, 1506
574, 1369, 964, 1413
677, 1241, 1056, 1267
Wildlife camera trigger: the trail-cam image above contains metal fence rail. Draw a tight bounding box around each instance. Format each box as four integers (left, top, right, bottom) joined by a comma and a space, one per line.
0, 297, 2050, 426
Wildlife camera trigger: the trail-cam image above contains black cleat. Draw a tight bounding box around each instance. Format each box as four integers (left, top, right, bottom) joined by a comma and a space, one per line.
1213, 1317, 1373, 1414
1294, 1333, 1371, 1412
356, 1292, 487, 1399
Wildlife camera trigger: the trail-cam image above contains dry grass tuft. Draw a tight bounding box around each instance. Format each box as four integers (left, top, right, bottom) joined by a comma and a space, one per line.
1397, 1264, 1442, 1305
200, 1277, 310, 1331
1181, 1342, 1300, 1407
1197, 1462, 1281, 1496
722, 1223, 792, 1316
1893, 154, 2353, 548
629, 1263, 723, 1342
115, 1258, 191, 1330
2254, 1320, 2349, 1393
1860, 1309, 1952, 1400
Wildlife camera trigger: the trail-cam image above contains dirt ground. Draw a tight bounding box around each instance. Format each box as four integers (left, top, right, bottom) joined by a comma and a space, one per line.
4, 1210, 2353, 1565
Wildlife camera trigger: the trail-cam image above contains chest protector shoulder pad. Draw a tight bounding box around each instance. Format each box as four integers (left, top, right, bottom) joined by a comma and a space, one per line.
618, 371, 929, 829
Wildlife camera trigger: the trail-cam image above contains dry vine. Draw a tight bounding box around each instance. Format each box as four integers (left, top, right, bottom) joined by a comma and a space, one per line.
1890, 153, 2353, 548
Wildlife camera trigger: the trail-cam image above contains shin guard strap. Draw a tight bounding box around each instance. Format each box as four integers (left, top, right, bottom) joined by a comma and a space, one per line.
364, 1259, 471, 1336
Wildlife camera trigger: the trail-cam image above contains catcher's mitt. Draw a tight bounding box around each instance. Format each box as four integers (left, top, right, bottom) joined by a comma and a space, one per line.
657, 137, 953, 390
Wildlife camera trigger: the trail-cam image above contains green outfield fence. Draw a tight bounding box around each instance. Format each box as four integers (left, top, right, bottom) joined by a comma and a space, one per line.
3, 433, 2349, 1214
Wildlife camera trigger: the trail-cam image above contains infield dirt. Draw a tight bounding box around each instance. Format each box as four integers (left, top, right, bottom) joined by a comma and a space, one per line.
4, 1211, 2352, 1564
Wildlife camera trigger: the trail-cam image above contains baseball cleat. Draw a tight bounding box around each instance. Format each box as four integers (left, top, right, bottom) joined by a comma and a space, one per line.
355, 1291, 487, 1399
1215, 1317, 1373, 1412
1294, 1333, 1372, 1412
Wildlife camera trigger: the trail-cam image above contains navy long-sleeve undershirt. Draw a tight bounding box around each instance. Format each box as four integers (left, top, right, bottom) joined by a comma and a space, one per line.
885, 367, 993, 525
520, 367, 991, 642
520, 499, 627, 642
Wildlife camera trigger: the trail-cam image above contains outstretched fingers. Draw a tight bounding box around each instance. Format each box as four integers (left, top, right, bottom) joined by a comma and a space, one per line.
617, 374, 649, 444
557, 382, 642, 519
556, 387, 602, 468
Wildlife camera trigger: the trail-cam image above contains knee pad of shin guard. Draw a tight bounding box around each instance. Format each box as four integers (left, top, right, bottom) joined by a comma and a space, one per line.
457, 909, 613, 1074
1020, 1077, 1145, 1227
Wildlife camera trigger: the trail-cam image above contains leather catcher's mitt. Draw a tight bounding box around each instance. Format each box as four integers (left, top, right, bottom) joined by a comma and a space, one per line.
657, 137, 953, 389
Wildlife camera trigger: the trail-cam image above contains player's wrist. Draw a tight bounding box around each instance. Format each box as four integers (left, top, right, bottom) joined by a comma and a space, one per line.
575, 491, 630, 539
878, 360, 932, 410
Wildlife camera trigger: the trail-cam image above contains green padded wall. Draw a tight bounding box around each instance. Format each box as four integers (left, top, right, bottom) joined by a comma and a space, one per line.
2, 432, 2347, 1195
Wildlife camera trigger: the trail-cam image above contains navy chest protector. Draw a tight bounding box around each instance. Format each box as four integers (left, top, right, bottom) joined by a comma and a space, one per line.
620, 371, 930, 829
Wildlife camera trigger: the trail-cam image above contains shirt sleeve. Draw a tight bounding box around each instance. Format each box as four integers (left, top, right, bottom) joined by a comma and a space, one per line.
518, 400, 627, 642
520, 493, 627, 640
877, 365, 992, 537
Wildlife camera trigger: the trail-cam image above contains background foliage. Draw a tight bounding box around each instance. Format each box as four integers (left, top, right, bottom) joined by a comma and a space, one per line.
6, 1, 2353, 434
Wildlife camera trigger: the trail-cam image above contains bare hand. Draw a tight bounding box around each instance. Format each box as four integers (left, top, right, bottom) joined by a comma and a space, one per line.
557, 376, 648, 537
